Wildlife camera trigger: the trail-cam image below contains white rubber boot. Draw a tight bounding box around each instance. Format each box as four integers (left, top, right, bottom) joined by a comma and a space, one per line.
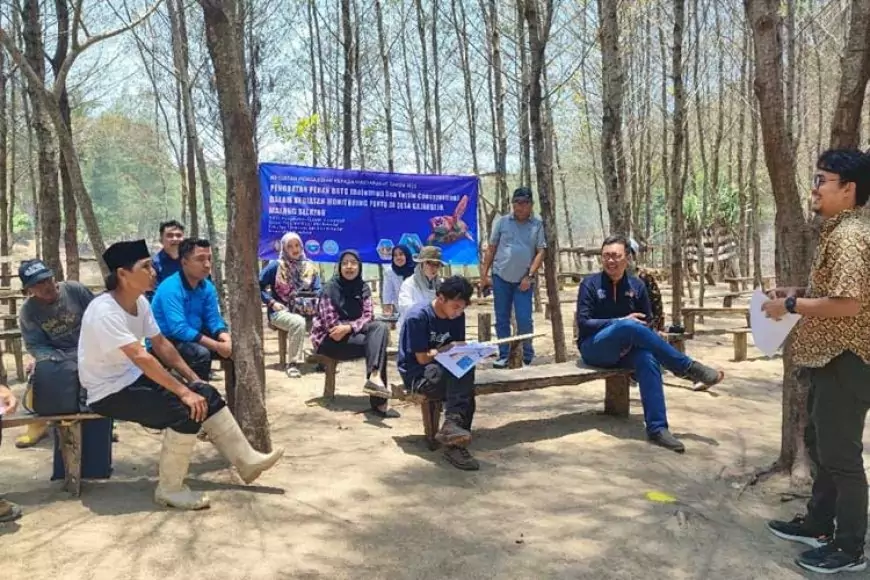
154, 429, 210, 510
203, 407, 284, 484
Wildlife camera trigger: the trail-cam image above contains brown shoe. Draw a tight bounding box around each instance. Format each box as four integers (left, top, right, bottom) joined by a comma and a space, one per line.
434, 418, 471, 447
0, 498, 22, 523
443, 446, 480, 471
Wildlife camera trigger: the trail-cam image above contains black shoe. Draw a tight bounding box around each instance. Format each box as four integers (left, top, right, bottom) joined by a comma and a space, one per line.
648, 429, 685, 453
369, 407, 400, 419
767, 515, 832, 548
796, 544, 867, 574
443, 446, 480, 471
683, 362, 724, 390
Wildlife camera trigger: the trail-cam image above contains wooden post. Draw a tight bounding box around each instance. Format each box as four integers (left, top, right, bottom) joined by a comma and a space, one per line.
508, 340, 523, 368
421, 400, 442, 450
277, 328, 288, 367
322, 358, 339, 398
11, 336, 22, 382
478, 312, 492, 341
684, 312, 696, 335
603, 374, 630, 417
58, 421, 83, 497
733, 331, 748, 362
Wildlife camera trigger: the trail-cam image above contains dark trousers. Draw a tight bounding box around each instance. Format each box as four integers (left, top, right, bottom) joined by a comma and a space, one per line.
316, 321, 389, 408
803, 351, 870, 555
90, 374, 226, 434
406, 363, 476, 429
172, 334, 233, 382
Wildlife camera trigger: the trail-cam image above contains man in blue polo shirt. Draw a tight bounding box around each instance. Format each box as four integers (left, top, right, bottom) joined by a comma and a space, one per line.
480, 187, 546, 367
151, 238, 231, 380
577, 235, 724, 453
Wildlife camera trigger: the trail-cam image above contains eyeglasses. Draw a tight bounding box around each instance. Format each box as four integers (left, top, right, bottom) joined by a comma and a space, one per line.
602, 253, 625, 262
813, 174, 844, 189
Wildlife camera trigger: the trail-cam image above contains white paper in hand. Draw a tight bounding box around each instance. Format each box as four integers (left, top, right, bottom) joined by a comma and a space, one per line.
750, 288, 801, 357
435, 342, 498, 378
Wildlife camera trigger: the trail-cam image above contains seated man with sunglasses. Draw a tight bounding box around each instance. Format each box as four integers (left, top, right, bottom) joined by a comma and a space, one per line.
577, 235, 724, 453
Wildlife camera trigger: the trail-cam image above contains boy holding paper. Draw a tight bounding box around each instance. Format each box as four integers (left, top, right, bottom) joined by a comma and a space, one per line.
398, 275, 478, 471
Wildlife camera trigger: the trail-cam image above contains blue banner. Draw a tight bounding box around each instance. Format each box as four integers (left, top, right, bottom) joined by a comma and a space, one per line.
258, 164, 479, 265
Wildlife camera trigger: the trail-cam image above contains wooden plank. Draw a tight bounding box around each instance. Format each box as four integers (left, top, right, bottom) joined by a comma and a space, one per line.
473, 361, 630, 396
682, 307, 749, 315
1, 412, 102, 428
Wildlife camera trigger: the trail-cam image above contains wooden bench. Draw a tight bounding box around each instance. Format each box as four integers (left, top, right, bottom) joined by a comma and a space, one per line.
727, 328, 751, 361
391, 361, 633, 450
724, 276, 775, 293
306, 347, 399, 398
0, 328, 24, 383
1, 412, 103, 496
681, 307, 750, 335
542, 298, 575, 320
720, 291, 752, 307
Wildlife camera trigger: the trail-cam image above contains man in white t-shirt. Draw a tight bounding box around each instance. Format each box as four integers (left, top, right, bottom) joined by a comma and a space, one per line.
79, 240, 283, 510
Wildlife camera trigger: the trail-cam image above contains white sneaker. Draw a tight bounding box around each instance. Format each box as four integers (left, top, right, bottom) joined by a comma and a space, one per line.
285, 365, 301, 378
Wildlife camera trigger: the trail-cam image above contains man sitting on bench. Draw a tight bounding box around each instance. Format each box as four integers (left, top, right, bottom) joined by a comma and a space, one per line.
79, 240, 282, 509
151, 238, 231, 380
15, 259, 97, 448
398, 276, 478, 471
577, 235, 724, 453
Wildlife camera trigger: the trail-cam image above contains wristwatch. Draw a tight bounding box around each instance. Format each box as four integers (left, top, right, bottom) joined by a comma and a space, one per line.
785, 296, 798, 314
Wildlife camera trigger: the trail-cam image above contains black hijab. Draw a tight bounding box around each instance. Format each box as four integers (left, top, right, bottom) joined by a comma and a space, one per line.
391, 245, 415, 279
324, 250, 371, 320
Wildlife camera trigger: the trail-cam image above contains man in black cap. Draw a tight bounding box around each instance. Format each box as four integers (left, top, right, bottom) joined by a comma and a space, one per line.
78, 240, 283, 510
480, 186, 547, 367
15, 259, 96, 448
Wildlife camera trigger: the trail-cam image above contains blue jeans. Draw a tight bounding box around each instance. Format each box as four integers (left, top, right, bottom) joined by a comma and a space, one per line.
579, 319, 693, 435
493, 274, 534, 362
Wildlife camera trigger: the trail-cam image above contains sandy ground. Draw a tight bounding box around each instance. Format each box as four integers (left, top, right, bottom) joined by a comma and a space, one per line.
1, 283, 868, 580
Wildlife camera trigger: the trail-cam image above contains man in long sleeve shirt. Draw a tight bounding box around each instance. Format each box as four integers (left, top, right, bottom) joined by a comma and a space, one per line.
151, 238, 231, 380
576, 235, 724, 453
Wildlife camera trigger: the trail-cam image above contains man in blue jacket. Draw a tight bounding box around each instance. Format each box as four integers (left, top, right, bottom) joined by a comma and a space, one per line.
577, 235, 724, 453
151, 238, 231, 380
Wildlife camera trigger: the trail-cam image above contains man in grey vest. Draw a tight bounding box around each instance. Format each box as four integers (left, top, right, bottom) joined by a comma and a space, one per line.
480, 187, 546, 367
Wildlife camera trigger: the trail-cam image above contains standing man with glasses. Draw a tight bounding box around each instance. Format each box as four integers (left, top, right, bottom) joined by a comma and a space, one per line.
763, 149, 870, 575
480, 187, 546, 368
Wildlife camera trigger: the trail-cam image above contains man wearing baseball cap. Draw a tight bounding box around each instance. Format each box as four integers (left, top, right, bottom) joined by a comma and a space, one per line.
480, 187, 546, 367
15, 259, 96, 448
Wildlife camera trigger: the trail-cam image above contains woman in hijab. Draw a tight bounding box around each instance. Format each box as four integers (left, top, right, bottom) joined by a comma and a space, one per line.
310, 250, 397, 418
259, 232, 321, 378
381, 245, 415, 316
397, 246, 443, 329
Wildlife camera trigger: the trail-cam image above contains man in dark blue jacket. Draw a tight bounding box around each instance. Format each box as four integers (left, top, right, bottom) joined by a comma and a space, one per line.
577, 235, 724, 453
151, 238, 231, 380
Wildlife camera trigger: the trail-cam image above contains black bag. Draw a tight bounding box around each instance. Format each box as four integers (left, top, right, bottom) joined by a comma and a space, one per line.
32, 358, 85, 415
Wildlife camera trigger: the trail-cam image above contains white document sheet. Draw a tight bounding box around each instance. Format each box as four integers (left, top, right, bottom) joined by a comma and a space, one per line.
435, 342, 499, 378
749, 288, 802, 357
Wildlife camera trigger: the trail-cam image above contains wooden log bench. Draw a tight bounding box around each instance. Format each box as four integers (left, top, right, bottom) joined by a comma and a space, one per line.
1, 412, 103, 496
681, 306, 750, 335
305, 347, 400, 398
721, 291, 752, 307
542, 298, 575, 320
723, 277, 753, 293
727, 328, 751, 361
0, 328, 24, 383
390, 361, 634, 450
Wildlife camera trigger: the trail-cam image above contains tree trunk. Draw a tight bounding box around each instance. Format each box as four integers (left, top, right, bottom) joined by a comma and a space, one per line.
399, 19, 422, 173
311, 0, 332, 166
598, 0, 629, 236
340, 0, 353, 169
414, 0, 435, 171
375, 0, 394, 172
524, 0, 566, 363
353, 0, 364, 168
829, 0, 870, 148
451, 0, 478, 176
0, 14, 6, 283
22, 0, 62, 278
745, 0, 814, 484
481, 0, 508, 212
199, 0, 272, 452
51, 0, 77, 280
431, 0, 442, 173
306, 0, 320, 166
517, 0, 531, 188
669, 0, 687, 325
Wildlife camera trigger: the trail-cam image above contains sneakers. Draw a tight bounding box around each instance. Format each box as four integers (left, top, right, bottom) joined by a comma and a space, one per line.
434, 417, 471, 447
492, 358, 509, 369
767, 515, 832, 548
363, 378, 391, 399
796, 544, 867, 574
648, 429, 685, 453
285, 364, 301, 379
443, 446, 480, 471
683, 361, 724, 390
0, 498, 22, 523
